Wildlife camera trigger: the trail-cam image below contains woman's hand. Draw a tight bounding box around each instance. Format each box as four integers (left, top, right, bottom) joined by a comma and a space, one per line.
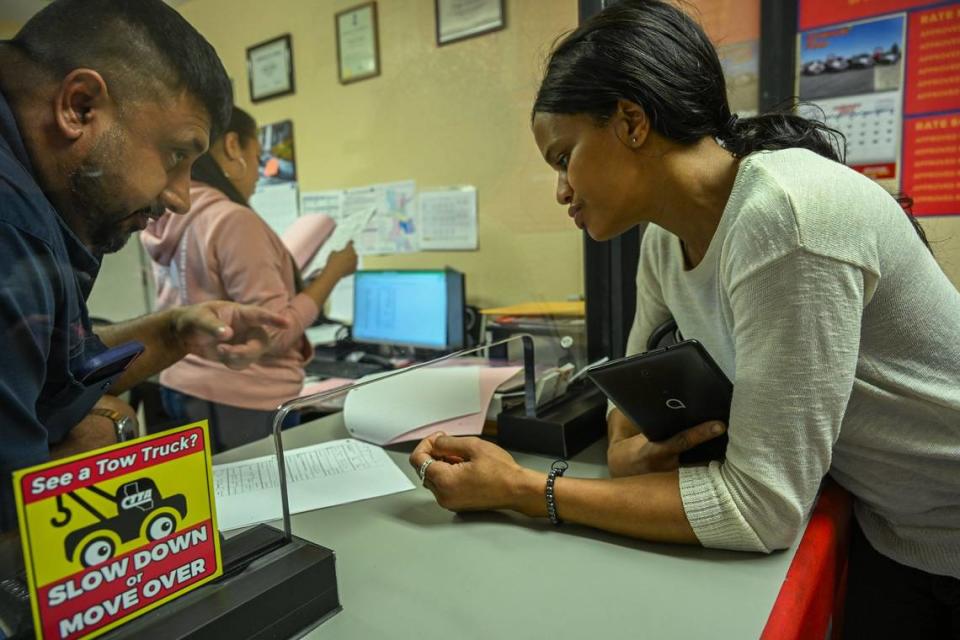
409, 433, 545, 516
325, 242, 358, 280
607, 419, 726, 477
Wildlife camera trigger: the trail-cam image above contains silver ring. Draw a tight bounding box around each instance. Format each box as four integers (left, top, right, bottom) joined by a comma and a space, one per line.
417, 458, 435, 484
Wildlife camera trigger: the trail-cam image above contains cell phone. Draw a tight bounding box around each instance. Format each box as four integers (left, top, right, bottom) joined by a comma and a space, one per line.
586, 339, 732, 463
75, 340, 145, 386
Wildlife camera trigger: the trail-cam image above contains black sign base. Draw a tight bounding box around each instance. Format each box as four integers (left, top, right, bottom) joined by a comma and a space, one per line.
107, 524, 340, 639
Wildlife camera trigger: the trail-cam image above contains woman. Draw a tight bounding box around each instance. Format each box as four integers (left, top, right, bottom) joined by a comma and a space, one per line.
142, 107, 357, 451
410, 2, 960, 636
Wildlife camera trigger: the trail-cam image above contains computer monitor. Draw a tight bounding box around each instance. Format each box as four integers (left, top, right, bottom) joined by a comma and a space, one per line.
352, 269, 465, 351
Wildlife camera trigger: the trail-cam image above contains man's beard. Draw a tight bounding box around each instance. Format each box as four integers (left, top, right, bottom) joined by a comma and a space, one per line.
67, 127, 152, 255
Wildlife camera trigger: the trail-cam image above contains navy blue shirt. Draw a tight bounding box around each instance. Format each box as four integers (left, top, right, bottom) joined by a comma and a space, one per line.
0, 86, 108, 530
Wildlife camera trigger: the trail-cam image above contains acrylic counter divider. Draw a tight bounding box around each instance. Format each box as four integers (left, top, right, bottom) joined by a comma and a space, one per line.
269, 334, 537, 541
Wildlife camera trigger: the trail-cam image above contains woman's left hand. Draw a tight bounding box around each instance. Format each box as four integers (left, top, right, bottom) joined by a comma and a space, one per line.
409, 433, 544, 515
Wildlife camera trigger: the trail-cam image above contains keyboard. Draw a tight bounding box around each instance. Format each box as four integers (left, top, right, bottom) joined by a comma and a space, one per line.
305, 359, 389, 380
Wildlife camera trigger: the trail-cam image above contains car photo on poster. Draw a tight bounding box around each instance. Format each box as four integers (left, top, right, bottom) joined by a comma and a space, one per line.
848, 52, 875, 69
798, 14, 905, 101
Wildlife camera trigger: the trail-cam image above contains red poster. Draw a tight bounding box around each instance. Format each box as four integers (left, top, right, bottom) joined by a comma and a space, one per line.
800, 0, 933, 30
905, 5, 960, 115
901, 113, 960, 216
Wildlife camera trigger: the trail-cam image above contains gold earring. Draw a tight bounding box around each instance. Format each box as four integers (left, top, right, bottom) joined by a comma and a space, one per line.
222, 170, 231, 178
632, 137, 637, 143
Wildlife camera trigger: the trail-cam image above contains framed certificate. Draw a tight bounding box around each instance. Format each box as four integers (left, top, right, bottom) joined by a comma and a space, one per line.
246, 34, 295, 102
435, 0, 506, 46
336, 2, 381, 85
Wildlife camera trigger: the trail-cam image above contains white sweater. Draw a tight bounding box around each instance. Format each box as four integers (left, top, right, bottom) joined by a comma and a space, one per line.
625, 148, 960, 578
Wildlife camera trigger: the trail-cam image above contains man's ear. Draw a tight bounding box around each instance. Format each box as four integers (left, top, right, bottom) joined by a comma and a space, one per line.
614, 99, 650, 149
221, 132, 242, 162
54, 69, 112, 142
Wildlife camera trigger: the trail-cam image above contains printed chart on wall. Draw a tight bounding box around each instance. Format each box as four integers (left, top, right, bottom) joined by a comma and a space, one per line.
301, 181, 418, 255
798, 1, 960, 215
13, 422, 221, 640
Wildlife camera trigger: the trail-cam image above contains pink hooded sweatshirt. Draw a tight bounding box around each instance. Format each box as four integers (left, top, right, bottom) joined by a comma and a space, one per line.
141, 183, 326, 410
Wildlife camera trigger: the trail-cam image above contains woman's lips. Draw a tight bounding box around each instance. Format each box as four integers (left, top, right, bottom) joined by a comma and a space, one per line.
569, 205, 584, 230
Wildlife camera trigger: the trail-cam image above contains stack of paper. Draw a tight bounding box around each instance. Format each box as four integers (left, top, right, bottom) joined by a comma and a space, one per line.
343, 365, 521, 445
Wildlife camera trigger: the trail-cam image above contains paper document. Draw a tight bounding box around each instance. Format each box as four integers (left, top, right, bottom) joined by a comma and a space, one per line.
418, 186, 478, 250
326, 257, 361, 323
301, 190, 345, 219
213, 438, 414, 531
281, 214, 335, 270
250, 181, 299, 236
369, 180, 418, 255
305, 207, 377, 277
344, 366, 482, 445
395, 365, 521, 443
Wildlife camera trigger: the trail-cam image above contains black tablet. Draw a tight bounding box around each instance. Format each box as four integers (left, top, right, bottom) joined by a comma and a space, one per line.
586, 339, 731, 463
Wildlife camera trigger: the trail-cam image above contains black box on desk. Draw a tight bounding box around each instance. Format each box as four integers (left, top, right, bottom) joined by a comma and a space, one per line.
496, 386, 607, 458
106, 525, 340, 640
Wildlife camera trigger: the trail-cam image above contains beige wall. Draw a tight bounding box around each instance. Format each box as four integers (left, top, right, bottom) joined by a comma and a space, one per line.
923, 218, 960, 286
0, 20, 21, 39
177, 0, 583, 308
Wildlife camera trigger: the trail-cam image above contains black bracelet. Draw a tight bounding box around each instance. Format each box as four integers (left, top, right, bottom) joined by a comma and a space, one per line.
545, 459, 568, 525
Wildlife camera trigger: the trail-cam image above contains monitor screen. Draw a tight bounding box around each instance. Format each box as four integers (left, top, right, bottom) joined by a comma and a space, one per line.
352, 270, 465, 350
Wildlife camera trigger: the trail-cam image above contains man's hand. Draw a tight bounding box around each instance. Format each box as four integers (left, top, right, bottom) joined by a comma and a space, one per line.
607, 419, 726, 477
173, 301, 290, 370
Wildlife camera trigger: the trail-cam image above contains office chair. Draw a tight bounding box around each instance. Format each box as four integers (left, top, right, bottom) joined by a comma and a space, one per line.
646, 317, 681, 351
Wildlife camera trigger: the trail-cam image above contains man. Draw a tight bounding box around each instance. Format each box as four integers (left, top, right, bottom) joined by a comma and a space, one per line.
0, 0, 287, 530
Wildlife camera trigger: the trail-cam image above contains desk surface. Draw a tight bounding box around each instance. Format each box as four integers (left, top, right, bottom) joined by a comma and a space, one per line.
215, 415, 799, 639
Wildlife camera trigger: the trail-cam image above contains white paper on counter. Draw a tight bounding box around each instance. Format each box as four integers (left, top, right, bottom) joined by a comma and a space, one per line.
213, 438, 413, 531
343, 366, 482, 445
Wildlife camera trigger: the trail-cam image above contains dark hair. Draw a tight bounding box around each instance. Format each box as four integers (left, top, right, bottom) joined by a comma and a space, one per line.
12, 0, 232, 142
190, 107, 305, 292
533, 0, 929, 249
191, 107, 258, 206
533, 0, 843, 159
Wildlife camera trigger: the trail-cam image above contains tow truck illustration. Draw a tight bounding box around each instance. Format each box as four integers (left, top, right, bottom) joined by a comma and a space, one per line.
51, 478, 188, 568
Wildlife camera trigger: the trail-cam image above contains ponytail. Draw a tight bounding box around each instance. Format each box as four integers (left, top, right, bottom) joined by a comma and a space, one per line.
190, 153, 248, 206
189, 106, 258, 207
719, 106, 845, 163
720, 104, 930, 251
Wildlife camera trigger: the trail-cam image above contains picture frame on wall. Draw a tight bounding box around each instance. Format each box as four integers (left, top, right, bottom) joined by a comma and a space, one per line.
336, 2, 381, 84
435, 0, 506, 46
246, 34, 295, 102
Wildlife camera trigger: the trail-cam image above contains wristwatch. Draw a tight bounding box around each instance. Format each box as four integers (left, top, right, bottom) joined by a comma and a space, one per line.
90, 408, 139, 443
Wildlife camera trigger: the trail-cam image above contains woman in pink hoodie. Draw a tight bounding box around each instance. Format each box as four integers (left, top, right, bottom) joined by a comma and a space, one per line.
141, 107, 357, 451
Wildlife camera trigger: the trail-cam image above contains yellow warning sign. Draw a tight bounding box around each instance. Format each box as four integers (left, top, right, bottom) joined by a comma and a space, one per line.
13, 421, 222, 639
